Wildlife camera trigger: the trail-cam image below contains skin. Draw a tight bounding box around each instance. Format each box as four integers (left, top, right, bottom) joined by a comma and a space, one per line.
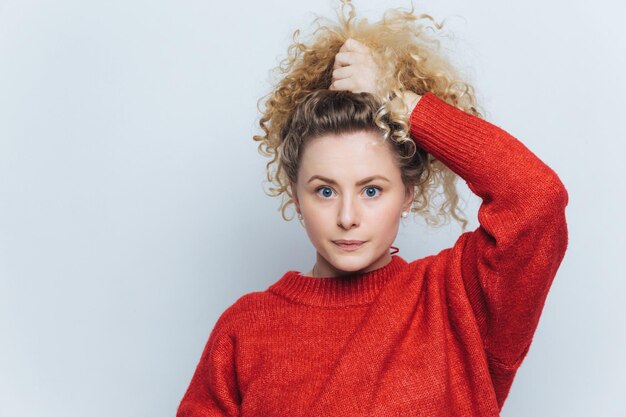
289, 37, 422, 277
291, 130, 415, 278
329, 38, 422, 114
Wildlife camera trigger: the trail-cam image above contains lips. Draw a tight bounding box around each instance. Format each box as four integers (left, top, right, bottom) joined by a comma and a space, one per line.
333, 240, 366, 251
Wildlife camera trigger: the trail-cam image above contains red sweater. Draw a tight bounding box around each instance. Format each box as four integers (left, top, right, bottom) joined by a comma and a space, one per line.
177, 92, 569, 416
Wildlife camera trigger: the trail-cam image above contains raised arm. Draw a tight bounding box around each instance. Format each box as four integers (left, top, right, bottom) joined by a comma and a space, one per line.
330, 36, 567, 409
408, 91, 569, 409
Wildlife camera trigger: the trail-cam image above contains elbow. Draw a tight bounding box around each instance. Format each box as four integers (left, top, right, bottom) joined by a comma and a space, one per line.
536, 169, 569, 212
521, 172, 569, 243
536, 173, 569, 258
547, 174, 569, 211
551, 172, 569, 209
556, 177, 569, 209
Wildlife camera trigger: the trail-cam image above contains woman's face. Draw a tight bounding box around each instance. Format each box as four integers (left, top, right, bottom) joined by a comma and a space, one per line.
291, 130, 414, 277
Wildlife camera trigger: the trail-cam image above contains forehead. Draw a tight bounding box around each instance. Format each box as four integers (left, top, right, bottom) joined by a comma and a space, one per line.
298, 130, 399, 180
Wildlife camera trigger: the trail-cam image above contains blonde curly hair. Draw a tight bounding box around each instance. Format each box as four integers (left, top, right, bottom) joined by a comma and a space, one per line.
253, 0, 485, 232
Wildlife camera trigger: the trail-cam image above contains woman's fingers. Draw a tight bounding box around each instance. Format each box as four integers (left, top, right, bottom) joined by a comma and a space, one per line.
331, 65, 352, 80
333, 39, 372, 68
330, 38, 379, 96
329, 77, 355, 92
333, 51, 363, 69
340, 38, 370, 53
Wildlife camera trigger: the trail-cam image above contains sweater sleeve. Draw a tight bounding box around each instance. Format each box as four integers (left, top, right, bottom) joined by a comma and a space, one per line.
176, 316, 241, 417
408, 92, 569, 407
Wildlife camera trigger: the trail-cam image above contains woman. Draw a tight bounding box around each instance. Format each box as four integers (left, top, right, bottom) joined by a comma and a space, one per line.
177, 1, 569, 416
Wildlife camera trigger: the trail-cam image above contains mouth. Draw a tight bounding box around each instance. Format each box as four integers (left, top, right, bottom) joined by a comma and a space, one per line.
333, 240, 366, 251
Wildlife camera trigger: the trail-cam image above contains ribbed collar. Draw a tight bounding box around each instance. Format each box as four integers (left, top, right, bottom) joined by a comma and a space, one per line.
267, 255, 408, 308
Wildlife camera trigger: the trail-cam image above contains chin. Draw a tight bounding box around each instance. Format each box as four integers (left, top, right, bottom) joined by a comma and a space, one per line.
326, 252, 373, 273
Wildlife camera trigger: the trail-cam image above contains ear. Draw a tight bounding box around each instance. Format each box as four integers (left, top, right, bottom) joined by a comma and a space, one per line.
402, 183, 415, 212
290, 181, 301, 213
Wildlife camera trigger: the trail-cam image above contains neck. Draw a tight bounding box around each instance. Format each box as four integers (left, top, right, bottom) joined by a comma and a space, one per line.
304, 250, 393, 278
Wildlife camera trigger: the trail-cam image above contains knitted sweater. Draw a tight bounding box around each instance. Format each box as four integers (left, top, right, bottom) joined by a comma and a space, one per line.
176, 92, 569, 416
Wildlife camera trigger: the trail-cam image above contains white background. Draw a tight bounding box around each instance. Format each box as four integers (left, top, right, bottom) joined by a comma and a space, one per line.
1, 0, 623, 416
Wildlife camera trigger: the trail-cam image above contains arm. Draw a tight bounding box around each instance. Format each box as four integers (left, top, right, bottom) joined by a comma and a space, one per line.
328, 37, 568, 406
177, 320, 241, 417
408, 92, 569, 408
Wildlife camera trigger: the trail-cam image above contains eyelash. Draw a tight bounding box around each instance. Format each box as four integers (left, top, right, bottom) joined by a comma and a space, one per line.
315, 185, 382, 199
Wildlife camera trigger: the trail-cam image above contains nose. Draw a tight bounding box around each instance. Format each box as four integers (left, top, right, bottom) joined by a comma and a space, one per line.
337, 194, 360, 230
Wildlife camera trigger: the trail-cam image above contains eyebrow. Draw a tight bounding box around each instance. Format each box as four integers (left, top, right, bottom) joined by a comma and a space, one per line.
307, 175, 391, 186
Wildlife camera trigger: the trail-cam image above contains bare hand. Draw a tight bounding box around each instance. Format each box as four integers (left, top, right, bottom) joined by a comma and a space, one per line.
330, 38, 422, 116
329, 38, 382, 99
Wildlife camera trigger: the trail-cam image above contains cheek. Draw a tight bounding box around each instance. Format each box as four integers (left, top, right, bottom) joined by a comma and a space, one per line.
370, 205, 401, 238
301, 207, 333, 241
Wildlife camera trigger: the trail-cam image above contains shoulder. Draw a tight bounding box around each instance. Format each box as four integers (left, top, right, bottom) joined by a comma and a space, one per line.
211, 290, 279, 336
403, 232, 475, 285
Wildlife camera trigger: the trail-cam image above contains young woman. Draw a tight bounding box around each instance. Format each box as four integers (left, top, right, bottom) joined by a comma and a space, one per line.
177, 1, 569, 416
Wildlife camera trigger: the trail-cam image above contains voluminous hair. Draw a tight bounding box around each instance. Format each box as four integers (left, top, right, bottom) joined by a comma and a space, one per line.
253, 0, 486, 231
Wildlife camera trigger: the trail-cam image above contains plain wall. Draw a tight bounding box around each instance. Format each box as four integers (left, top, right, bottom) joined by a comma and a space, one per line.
1, 0, 624, 416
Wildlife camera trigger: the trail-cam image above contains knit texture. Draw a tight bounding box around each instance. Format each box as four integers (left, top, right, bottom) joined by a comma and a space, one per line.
176, 92, 569, 417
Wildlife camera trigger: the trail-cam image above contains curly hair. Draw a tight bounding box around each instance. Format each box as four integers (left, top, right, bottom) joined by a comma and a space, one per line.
253, 0, 486, 232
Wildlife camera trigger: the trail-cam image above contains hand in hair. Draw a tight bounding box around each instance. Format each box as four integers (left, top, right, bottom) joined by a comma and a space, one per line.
330, 38, 422, 116
329, 38, 382, 99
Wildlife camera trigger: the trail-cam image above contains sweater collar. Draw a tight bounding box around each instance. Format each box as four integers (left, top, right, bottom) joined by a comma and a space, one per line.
267, 255, 408, 308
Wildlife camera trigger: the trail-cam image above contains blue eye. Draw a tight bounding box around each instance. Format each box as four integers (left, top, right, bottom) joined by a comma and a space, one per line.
316, 186, 334, 198
315, 185, 382, 199
364, 186, 381, 198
